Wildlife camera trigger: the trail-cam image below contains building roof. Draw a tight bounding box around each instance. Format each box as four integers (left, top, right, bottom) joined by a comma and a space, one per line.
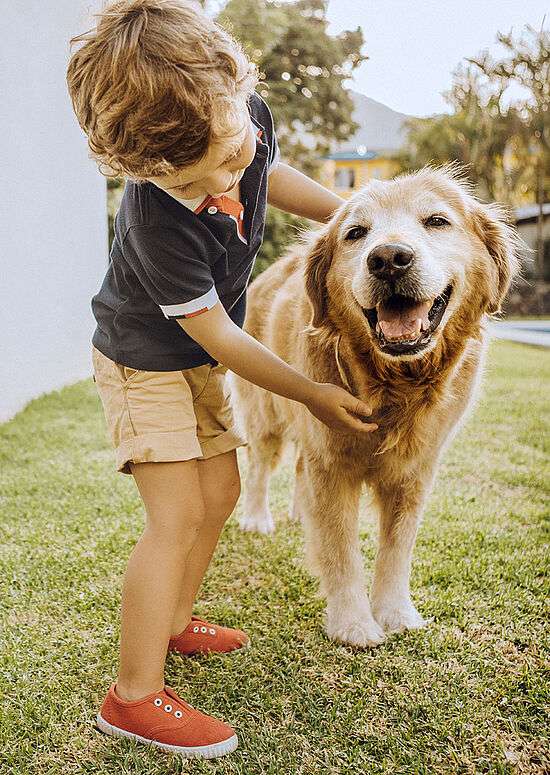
514, 203, 550, 223
324, 149, 378, 161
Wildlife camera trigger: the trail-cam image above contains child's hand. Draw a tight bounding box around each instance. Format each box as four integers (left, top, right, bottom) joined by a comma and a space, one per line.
304, 383, 378, 434
177, 308, 378, 434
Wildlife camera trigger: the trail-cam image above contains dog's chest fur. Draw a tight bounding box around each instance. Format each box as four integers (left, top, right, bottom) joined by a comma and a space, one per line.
300, 322, 485, 473
245, 255, 486, 476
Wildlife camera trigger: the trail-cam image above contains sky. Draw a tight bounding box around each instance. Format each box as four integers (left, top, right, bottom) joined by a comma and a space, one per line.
324, 0, 548, 117
210, 0, 547, 117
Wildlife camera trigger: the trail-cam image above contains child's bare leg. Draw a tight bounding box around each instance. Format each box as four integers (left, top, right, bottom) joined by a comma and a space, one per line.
170, 449, 241, 635
115, 459, 206, 701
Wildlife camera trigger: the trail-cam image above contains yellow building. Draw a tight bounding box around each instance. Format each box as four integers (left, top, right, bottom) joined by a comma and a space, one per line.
320, 148, 400, 196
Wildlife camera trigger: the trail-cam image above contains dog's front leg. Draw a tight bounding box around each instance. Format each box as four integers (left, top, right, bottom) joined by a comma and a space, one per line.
370, 474, 433, 634
301, 456, 385, 647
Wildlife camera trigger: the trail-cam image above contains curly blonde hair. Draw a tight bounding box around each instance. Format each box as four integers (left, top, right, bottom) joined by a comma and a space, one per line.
66, 0, 259, 180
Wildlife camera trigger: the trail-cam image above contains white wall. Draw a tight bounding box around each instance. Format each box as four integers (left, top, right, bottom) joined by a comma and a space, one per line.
1, 1, 107, 422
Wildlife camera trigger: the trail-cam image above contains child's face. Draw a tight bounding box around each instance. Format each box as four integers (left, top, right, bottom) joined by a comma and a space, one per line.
149, 107, 257, 199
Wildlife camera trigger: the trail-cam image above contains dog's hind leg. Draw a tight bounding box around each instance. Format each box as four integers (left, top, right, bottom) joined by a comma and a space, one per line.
301, 456, 385, 647
289, 449, 306, 522
238, 432, 284, 534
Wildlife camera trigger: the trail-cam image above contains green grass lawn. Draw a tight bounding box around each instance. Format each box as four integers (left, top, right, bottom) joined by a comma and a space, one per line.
1, 340, 548, 775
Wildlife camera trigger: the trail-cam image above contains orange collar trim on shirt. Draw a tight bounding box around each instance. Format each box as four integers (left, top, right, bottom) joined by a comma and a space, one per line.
195, 195, 246, 240
194, 194, 242, 217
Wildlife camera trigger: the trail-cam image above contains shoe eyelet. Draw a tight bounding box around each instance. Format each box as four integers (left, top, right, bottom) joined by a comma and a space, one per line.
164, 704, 172, 712
154, 698, 162, 707
193, 626, 199, 633
175, 710, 183, 718
200, 626, 207, 633
209, 628, 216, 635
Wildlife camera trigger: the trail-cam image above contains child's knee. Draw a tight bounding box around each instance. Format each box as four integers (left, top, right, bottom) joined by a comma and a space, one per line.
226, 476, 242, 513
145, 500, 208, 545
210, 475, 241, 523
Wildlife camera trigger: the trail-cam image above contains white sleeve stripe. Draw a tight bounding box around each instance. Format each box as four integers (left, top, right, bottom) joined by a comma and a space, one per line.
268, 144, 281, 171
159, 284, 219, 318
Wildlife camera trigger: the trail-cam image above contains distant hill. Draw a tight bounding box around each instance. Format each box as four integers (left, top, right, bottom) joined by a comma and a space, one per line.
295, 90, 416, 155
337, 90, 415, 154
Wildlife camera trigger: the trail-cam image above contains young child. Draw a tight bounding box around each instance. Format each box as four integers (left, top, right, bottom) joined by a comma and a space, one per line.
67, 0, 377, 760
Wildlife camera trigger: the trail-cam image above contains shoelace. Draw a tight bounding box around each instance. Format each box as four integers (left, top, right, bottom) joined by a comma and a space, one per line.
169, 619, 217, 644
152, 687, 194, 720
190, 622, 217, 636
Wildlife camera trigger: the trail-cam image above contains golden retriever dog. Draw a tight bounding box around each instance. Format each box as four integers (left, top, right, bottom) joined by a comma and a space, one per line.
229, 165, 522, 647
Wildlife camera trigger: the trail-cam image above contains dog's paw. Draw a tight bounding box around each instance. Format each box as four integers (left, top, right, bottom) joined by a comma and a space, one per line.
372, 601, 429, 634
325, 615, 386, 647
238, 511, 275, 534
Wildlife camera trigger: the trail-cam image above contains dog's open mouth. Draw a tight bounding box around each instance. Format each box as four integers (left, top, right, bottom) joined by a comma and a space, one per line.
362, 283, 453, 355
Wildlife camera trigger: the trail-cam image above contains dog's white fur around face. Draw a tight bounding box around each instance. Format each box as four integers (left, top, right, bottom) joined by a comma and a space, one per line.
343, 184, 461, 357
319, 167, 519, 363
230, 166, 521, 647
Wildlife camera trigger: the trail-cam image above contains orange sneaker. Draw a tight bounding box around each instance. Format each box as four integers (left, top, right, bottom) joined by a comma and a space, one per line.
168, 616, 250, 656
96, 683, 237, 759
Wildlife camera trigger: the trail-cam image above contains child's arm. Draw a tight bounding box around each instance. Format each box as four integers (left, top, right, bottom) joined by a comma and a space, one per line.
177, 302, 377, 436
267, 162, 346, 223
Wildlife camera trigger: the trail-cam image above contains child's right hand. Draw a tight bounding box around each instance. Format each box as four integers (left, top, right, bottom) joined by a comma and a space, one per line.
304, 382, 378, 434
177, 308, 378, 434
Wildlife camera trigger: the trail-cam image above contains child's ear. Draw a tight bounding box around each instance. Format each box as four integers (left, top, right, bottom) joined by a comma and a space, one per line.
304, 229, 335, 329
469, 202, 522, 314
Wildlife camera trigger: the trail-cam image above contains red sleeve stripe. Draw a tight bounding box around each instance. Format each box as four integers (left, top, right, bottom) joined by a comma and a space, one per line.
159, 285, 219, 319
182, 307, 209, 318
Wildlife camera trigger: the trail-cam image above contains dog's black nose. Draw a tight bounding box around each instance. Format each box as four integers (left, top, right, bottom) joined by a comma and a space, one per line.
367, 243, 415, 280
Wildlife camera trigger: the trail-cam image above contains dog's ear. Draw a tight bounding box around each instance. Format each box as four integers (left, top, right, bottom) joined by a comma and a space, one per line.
469, 202, 522, 314
304, 229, 334, 329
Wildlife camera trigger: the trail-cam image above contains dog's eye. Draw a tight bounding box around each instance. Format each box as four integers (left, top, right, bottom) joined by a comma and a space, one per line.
424, 215, 451, 228
344, 225, 370, 241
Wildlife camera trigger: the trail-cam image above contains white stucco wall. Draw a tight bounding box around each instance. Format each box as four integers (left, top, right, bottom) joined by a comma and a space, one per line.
1, 1, 107, 422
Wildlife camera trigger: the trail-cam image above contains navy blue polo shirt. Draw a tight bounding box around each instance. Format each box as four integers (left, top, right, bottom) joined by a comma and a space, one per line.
91, 92, 280, 371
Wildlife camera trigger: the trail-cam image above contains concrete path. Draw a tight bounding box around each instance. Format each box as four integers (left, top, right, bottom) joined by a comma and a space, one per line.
487, 320, 550, 348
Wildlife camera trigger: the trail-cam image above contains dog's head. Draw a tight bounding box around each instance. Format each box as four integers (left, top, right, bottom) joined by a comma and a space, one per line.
304, 164, 523, 360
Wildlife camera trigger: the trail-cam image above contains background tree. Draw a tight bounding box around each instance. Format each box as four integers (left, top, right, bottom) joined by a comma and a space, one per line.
468, 23, 550, 278
396, 64, 522, 204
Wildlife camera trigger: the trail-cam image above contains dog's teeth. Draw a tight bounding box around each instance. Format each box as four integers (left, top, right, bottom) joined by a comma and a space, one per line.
376, 321, 382, 334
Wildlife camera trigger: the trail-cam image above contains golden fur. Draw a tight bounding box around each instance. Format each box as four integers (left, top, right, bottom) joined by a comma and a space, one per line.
230, 165, 522, 646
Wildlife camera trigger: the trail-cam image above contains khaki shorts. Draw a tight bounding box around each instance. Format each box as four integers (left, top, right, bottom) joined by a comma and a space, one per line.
91, 345, 247, 475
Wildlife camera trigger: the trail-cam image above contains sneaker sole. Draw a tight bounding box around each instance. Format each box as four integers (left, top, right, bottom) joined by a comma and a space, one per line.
171, 638, 252, 658
95, 713, 238, 759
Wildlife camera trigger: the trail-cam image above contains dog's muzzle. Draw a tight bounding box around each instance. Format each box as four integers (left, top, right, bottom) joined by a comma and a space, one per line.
362, 283, 454, 356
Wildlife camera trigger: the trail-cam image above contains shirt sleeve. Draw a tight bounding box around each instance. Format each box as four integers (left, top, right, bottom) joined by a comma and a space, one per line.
253, 93, 280, 173
268, 121, 280, 173
122, 224, 220, 320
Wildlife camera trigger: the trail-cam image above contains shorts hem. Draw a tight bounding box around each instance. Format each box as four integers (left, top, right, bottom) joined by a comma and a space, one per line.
115, 431, 203, 475
198, 426, 248, 460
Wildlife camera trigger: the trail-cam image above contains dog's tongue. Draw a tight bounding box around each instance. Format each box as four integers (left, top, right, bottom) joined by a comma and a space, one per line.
377, 299, 431, 340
